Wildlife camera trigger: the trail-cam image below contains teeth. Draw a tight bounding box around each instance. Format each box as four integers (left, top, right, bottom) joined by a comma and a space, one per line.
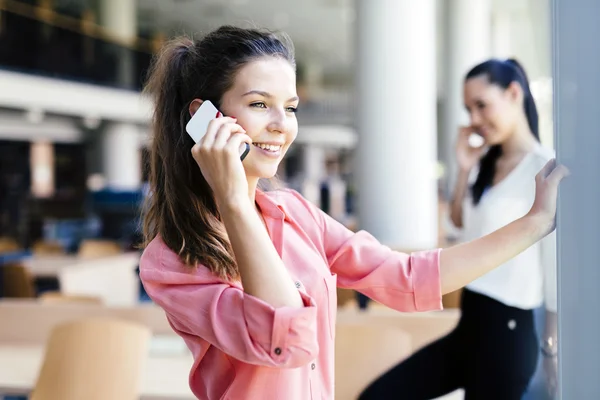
253, 143, 281, 152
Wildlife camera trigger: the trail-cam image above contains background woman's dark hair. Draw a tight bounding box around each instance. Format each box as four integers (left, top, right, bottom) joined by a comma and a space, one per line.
141, 26, 295, 280
466, 58, 539, 205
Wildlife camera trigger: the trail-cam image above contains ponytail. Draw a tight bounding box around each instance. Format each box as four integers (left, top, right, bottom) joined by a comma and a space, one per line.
466, 58, 539, 205
142, 37, 238, 280
505, 58, 540, 140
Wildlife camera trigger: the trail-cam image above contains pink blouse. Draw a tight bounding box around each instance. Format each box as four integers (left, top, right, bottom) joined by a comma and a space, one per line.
140, 189, 442, 400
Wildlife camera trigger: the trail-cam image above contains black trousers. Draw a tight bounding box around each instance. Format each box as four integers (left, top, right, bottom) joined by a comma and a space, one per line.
359, 289, 539, 400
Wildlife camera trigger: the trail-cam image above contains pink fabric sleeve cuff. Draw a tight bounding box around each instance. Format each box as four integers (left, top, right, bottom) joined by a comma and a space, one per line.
243, 290, 318, 365
410, 248, 444, 311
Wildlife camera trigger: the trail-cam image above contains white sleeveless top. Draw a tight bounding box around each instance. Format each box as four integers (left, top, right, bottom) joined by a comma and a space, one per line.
457, 144, 557, 312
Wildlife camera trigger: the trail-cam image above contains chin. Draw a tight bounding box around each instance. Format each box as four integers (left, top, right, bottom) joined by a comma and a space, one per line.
245, 165, 279, 180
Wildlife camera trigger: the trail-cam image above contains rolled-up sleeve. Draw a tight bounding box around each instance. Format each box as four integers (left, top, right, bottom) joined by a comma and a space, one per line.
287, 190, 443, 312
326, 230, 443, 312
140, 248, 319, 368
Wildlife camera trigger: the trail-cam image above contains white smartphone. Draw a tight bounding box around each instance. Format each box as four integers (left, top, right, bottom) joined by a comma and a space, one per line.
185, 100, 250, 160
468, 132, 485, 148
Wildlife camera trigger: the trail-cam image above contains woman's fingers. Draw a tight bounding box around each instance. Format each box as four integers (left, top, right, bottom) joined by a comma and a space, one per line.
199, 116, 236, 148
212, 122, 246, 149
225, 132, 253, 157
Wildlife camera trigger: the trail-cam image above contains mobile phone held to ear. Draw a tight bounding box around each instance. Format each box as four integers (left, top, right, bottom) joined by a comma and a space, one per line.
185, 100, 250, 161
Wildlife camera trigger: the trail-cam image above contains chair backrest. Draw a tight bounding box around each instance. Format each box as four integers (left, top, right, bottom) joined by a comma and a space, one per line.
335, 324, 412, 400
336, 287, 356, 307
77, 239, 122, 259
30, 318, 152, 400
32, 241, 66, 255
2, 263, 36, 298
0, 236, 20, 252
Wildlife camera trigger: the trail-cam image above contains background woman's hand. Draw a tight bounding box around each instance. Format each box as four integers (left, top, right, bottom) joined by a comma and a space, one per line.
456, 126, 486, 172
191, 114, 252, 206
528, 159, 570, 235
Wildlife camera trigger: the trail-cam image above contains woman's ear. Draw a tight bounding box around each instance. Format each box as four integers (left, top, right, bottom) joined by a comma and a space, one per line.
506, 81, 524, 104
189, 99, 204, 117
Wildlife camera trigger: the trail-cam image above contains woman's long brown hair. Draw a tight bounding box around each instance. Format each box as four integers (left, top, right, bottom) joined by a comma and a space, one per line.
141, 26, 295, 280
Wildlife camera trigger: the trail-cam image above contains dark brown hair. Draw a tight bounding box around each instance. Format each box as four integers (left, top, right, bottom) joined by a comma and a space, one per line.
141, 26, 295, 280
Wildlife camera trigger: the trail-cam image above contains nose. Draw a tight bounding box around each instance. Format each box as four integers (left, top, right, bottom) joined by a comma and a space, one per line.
470, 110, 483, 127
267, 109, 287, 134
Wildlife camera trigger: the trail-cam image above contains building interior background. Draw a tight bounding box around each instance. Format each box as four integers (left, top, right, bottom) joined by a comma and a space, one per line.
0, 1, 561, 400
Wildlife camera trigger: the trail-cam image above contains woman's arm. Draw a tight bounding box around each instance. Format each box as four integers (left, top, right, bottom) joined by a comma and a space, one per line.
140, 245, 318, 369
439, 213, 550, 294
290, 159, 567, 312
220, 199, 304, 309
191, 115, 305, 310
441, 158, 566, 293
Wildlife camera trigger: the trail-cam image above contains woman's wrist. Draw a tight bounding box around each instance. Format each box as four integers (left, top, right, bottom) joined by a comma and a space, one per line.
522, 212, 554, 242
217, 194, 254, 217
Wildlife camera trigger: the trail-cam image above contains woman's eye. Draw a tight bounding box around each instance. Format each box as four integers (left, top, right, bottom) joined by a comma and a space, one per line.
250, 102, 267, 108
286, 107, 298, 113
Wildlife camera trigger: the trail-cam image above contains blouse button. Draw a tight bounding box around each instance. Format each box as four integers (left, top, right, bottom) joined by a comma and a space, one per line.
507, 319, 517, 330
311, 363, 316, 370
274, 347, 282, 355
295, 281, 301, 289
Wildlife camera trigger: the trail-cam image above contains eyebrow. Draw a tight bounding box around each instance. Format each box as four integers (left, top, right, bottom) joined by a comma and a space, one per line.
242, 90, 299, 102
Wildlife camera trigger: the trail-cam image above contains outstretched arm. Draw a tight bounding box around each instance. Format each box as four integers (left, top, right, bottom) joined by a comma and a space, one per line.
439, 213, 548, 294
441, 158, 566, 293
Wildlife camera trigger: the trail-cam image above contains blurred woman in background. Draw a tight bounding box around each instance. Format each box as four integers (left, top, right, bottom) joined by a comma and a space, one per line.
360, 58, 558, 400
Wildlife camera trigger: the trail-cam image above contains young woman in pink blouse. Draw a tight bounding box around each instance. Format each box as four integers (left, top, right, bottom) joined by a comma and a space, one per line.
139, 26, 568, 400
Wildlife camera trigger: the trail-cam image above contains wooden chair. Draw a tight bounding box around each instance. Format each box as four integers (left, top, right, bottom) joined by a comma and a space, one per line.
30, 318, 152, 400
2, 263, 36, 298
32, 240, 66, 255
0, 236, 20, 252
336, 287, 356, 307
77, 239, 122, 259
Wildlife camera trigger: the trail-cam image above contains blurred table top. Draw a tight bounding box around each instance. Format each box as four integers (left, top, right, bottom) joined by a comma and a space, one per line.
21, 254, 80, 278
0, 343, 195, 399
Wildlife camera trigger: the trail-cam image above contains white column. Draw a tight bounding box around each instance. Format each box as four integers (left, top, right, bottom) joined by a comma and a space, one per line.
492, 10, 513, 58
98, 0, 137, 87
99, 0, 136, 40
301, 145, 325, 206
102, 122, 141, 191
442, 0, 492, 197
355, 0, 438, 250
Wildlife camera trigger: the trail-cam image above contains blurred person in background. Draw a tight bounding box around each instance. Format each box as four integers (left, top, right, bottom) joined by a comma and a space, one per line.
360, 59, 558, 400
138, 27, 566, 400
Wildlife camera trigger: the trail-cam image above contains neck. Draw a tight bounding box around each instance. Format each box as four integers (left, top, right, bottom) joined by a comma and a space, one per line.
247, 177, 259, 208
501, 121, 538, 158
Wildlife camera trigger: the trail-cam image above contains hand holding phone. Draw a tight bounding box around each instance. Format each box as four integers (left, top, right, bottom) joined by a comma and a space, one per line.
456, 126, 485, 172
186, 100, 250, 160
188, 101, 253, 205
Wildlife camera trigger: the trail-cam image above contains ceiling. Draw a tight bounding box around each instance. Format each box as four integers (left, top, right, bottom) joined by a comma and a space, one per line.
136, 0, 355, 81
51, 0, 547, 91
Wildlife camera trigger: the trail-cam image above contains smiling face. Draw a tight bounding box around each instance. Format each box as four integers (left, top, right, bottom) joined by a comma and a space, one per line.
463, 75, 523, 146
218, 56, 299, 185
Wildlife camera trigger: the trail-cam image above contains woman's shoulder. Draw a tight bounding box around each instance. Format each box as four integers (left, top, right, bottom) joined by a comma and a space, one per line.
139, 236, 222, 284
